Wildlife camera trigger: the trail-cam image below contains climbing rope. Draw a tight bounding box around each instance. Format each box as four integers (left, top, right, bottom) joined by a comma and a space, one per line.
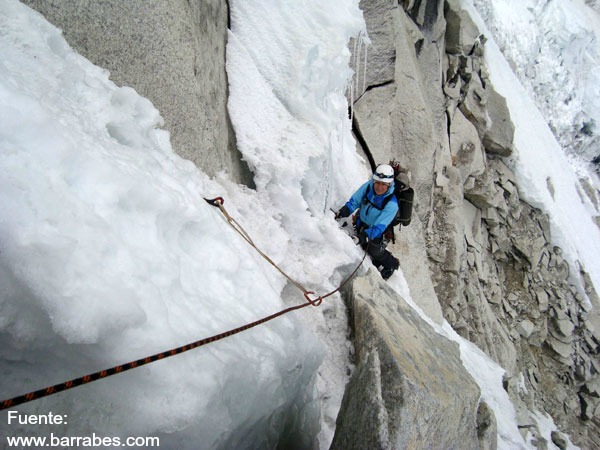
1, 300, 315, 410
204, 197, 365, 304
1, 196, 366, 410
204, 197, 316, 302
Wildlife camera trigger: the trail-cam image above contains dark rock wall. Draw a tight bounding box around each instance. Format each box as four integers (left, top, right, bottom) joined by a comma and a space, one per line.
22, 0, 253, 186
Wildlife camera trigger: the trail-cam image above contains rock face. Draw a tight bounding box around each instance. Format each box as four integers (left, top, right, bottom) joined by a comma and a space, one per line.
331, 270, 483, 450
23, 0, 600, 447
21, 0, 253, 186
349, 0, 600, 448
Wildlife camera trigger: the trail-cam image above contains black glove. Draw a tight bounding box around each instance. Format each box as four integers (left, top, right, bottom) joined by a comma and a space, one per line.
335, 205, 351, 220
356, 231, 369, 248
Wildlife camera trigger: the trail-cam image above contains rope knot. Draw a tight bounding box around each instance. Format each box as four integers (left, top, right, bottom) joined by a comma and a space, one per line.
303, 291, 323, 307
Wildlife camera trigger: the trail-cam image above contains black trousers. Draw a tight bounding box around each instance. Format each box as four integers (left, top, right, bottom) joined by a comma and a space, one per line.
362, 236, 399, 272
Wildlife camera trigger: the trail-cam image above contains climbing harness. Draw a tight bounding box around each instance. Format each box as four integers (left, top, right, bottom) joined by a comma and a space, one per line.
1, 196, 366, 410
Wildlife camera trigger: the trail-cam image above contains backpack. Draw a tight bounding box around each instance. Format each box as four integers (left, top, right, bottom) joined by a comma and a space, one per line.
388, 160, 413, 229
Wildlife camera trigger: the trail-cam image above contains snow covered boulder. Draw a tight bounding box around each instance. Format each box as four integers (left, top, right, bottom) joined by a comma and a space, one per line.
332, 270, 486, 450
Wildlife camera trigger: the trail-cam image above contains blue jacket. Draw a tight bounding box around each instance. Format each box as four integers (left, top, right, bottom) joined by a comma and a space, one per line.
345, 180, 398, 240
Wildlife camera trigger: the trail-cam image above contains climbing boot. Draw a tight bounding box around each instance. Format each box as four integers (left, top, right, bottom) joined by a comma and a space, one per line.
380, 267, 394, 280
379, 256, 399, 280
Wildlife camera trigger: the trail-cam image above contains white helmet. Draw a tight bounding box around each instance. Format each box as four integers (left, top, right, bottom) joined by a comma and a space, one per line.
372, 164, 394, 185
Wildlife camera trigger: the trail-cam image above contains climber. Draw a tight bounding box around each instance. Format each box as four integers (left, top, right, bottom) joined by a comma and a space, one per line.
335, 164, 400, 280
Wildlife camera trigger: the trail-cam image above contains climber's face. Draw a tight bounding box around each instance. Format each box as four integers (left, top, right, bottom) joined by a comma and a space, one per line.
373, 181, 390, 196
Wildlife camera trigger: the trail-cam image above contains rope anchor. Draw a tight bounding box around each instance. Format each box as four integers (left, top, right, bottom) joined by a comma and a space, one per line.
204, 197, 224, 207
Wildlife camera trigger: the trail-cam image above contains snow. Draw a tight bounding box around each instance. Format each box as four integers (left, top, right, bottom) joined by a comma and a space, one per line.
472, 0, 600, 161
0, 0, 596, 448
464, 0, 600, 319
0, 0, 325, 448
0, 0, 365, 447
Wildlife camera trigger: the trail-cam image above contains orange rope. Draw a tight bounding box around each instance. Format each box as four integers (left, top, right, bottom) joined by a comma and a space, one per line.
0, 196, 365, 410
1, 300, 316, 410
